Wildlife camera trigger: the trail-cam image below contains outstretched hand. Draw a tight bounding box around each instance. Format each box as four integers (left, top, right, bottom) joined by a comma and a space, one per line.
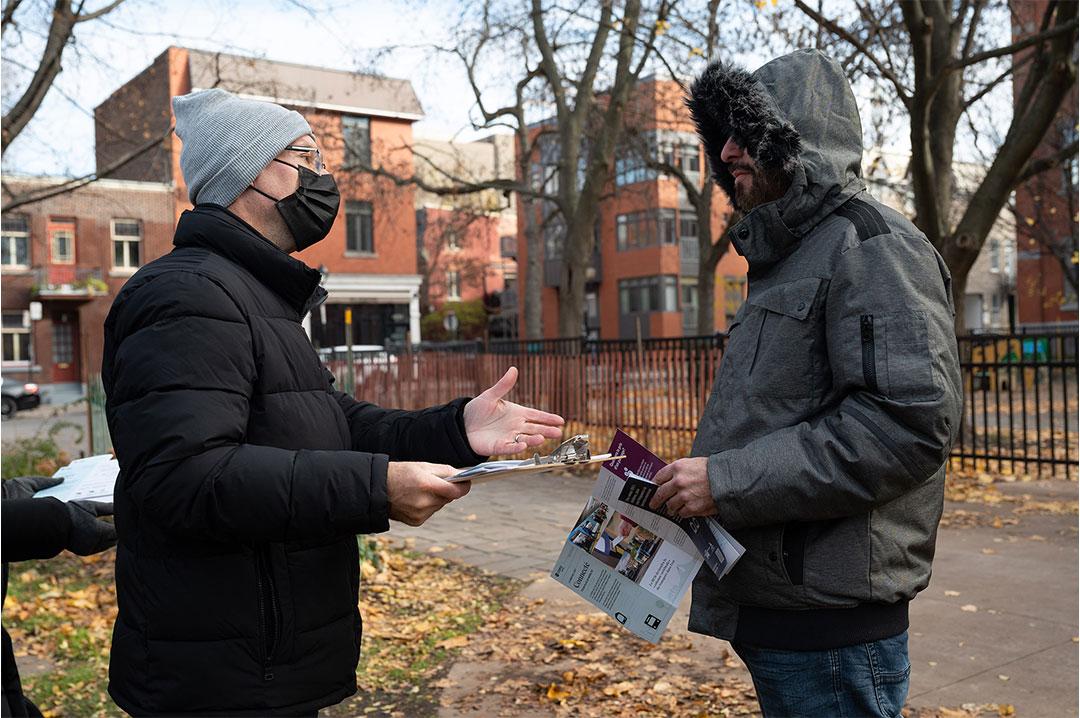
463, 367, 565, 456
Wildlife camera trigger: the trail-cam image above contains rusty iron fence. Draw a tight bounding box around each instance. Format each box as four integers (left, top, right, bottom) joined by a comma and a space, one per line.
325, 331, 1078, 477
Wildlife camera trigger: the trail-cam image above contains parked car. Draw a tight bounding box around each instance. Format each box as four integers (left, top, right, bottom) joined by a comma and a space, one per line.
1, 378, 41, 418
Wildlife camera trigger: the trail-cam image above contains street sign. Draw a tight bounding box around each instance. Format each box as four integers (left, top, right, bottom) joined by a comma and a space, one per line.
443, 311, 459, 333
29, 301, 42, 321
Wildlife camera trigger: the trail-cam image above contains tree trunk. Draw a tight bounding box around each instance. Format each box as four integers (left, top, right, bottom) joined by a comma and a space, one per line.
523, 197, 544, 339
556, 217, 594, 338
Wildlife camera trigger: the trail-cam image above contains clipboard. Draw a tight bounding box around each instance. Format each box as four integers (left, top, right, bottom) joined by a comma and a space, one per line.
449, 434, 623, 484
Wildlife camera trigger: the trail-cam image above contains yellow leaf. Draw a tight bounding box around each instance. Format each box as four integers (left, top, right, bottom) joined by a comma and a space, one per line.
961, 604, 978, 612
1025, 216, 1035, 226
546, 682, 572, 702
999, 704, 1016, 717
436, 635, 469, 650
603, 680, 635, 696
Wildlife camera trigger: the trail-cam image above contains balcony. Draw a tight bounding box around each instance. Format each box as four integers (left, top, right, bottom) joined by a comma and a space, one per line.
31, 267, 108, 301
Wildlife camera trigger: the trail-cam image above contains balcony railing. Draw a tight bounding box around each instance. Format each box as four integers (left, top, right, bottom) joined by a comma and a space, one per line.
31, 266, 108, 300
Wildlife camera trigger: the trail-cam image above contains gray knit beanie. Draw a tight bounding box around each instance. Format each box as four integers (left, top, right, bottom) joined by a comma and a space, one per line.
172, 88, 314, 207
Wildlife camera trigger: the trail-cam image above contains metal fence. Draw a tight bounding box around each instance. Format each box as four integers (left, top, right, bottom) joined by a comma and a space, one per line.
328, 331, 1079, 478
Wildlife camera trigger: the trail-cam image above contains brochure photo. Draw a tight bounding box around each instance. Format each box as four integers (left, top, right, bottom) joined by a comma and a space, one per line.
551, 430, 744, 643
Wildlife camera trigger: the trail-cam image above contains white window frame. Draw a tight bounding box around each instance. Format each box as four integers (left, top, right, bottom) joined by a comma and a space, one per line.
111, 218, 142, 271
1, 216, 30, 270
50, 225, 75, 264
447, 270, 461, 300
1, 310, 31, 365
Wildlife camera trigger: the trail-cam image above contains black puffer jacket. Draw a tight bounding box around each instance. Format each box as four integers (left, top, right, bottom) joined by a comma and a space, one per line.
102, 205, 482, 716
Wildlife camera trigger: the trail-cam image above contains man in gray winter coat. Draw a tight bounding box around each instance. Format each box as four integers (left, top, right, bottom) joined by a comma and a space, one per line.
649, 50, 963, 717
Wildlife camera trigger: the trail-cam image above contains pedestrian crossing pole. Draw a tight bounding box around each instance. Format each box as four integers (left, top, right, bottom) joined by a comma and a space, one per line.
345, 307, 355, 396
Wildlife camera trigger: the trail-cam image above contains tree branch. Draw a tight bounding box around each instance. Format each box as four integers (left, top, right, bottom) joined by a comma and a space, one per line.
949, 14, 1077, 72
793, 0, 912, 108
1013, 139, 1079, 187
74, 0, 125, 22
2, 126, 173, 211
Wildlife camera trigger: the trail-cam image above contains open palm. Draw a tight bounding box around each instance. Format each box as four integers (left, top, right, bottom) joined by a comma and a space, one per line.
463, 367, 565, 456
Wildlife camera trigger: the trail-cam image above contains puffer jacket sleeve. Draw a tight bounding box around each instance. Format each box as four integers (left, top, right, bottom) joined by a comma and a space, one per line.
706, 231, 963, 530
331, 388, 486, 467
103, 271, 389, 543
1, 498, 72, 562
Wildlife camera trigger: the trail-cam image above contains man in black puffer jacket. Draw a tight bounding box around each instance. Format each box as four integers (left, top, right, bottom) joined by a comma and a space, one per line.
102, 88, 564, 716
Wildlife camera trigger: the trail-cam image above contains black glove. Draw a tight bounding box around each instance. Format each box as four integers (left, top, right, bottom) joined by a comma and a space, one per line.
66, 500, 117, 556
2, 475, 63, 500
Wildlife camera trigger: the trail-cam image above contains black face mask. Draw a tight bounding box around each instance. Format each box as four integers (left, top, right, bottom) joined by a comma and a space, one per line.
250, 160, 340, 251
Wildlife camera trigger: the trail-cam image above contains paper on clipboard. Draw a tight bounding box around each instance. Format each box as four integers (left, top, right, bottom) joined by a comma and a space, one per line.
449, 454, 621, 484
34, 454, 118, 503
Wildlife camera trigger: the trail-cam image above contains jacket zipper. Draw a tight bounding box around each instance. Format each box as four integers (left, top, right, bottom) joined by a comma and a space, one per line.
255, 547, 278, 681
860, 315, 879, 393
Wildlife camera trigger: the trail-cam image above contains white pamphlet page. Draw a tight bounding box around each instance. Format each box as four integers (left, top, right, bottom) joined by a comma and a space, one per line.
449, 454, 620, 484
34, 454, 118, 503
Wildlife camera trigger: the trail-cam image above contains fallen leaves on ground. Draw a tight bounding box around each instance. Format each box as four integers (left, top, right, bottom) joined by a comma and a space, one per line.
438, 593, 760, 717
904, 704, 1016, 718
5, 550, 117, 717
942, 469, 1077, 523
324, 537, 519, 717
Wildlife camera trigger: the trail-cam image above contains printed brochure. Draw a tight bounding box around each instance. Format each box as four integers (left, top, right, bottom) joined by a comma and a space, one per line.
550, 430, 744, 642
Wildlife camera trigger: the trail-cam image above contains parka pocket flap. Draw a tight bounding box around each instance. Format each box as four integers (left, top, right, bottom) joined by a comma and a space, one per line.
746, 277, 823, 321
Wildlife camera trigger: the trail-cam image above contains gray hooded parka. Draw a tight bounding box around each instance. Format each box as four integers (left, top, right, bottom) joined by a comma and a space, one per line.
686, 49, 963, 649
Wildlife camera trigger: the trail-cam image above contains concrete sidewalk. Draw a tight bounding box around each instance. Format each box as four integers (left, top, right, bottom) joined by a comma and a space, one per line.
394, 473, 1079, 717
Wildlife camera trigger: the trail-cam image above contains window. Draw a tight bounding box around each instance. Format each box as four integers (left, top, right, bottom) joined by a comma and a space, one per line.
1, 215, 29, 268
500, 235, 516, 258
679, 215, 698, 242
658, 209, 676, 245
447, 230, 460, 251
616, 210, 679, 251
617, 276, 679, 314
342, 115, 371, 168
447, 270, 461, 300
50, 219, 75, 264
112, 219, 142, 269
681, 145, 701, 177
2, 311, 30, 363
988, 237, 1000, 273
346, 201, 373, 254
615, 153, 653, 187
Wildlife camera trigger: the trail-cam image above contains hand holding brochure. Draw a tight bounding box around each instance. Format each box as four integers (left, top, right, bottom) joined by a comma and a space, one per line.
33, 454, 118, 503
550, 430, 744, 643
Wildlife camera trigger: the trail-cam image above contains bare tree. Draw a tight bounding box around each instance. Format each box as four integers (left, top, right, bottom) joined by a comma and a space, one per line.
783, 0, 1078, 331
2, 0, 128, 150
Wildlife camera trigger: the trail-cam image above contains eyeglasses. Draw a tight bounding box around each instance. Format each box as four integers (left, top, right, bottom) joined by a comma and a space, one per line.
284, 145, 324, 173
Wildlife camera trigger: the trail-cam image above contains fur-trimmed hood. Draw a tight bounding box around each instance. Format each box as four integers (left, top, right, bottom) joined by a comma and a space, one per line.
687, 49, 865, 266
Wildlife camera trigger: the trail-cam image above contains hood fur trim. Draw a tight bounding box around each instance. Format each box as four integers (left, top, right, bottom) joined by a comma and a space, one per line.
686, 61, 802, 203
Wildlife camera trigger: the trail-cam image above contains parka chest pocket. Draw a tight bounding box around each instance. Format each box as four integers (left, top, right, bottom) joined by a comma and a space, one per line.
745, 277, 828, 399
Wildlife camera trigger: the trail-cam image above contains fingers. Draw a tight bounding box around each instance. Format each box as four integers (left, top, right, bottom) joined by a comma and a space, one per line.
520, 422, 564, 439
523, 408, 565, 427
31, 475, 64, 491
653, 464, 675, 485
423, 463, 458, 479
483, 366, 518, 401
428, 476, 471, 501
649, 476, 679, 511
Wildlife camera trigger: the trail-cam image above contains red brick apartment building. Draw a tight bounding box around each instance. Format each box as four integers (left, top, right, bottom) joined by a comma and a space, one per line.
2, 47, 428, 391
1012, 0, 1078, 329
515, 77, 745, 340
414, 135, 519, 337
1, 178, 173, 389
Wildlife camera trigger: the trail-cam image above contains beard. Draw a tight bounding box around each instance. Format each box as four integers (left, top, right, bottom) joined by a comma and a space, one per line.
732, 163, 792, 212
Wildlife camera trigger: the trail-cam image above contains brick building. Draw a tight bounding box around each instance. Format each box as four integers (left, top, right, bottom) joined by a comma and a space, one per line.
413, 135, 519, 337
2, 47, 432, 392
1011, 1, 1078, 329
516, 76, 745, 340
1, 177, 173, 390
95, 46, 427, 349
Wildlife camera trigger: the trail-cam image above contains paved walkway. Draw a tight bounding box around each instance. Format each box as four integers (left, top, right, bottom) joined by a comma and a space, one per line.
393, 473, 1079, 717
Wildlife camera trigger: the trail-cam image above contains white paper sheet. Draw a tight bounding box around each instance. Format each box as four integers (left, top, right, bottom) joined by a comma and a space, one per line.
34, 454, 118, 503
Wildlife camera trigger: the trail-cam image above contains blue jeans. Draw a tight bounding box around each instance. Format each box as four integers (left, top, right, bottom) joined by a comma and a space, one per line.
733, 631, 910, 718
